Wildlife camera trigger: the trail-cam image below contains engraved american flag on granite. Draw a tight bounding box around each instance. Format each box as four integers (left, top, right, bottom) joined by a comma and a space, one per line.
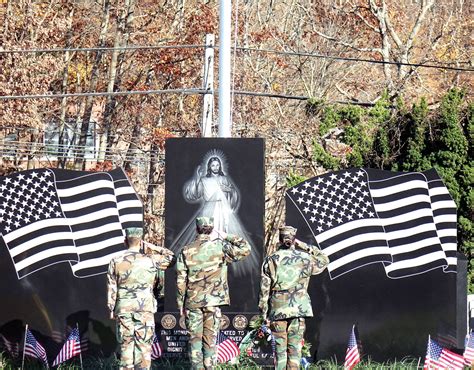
286, 168, 453, 279
0, 167, 142, 279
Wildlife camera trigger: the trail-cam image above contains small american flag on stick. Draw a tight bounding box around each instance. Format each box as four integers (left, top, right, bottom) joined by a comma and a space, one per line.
151, 331, 162, 360
217, 331, 239, 363
52, 327, 81, 367
344, 325, 360, 370
424, 336, 464, 369
463, 331, 474, 366
24, 328, 48, 367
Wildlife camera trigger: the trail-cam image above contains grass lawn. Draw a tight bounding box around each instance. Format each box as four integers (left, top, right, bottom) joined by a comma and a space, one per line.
0, 352, 435, 369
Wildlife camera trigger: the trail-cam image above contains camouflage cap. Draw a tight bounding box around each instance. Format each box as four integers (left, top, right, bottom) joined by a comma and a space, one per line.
279, 225, 297, 237
125, 227, 143, 238
196, 217, 214, 228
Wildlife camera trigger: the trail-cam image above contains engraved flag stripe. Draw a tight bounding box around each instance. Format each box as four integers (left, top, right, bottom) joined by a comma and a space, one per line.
109, 168, 143, 230
368, 170, 448, 278
425, 168, 457, 271
55, 172, 127, 278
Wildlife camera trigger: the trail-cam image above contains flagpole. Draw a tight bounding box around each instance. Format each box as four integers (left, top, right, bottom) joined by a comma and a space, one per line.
76, 323, 83, 370
21, 324, 28, 370
425, 334, 431, 368
214, 328, 220, 366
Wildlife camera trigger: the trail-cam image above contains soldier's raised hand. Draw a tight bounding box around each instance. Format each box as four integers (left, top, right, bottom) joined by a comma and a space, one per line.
211, 229, 227, 241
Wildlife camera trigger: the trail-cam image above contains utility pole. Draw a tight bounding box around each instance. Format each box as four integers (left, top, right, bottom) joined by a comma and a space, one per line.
218, 0, 231, 137
201, 34, 214, 137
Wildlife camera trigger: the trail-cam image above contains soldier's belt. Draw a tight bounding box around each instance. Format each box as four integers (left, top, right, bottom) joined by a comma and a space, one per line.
272, 284, 305, 294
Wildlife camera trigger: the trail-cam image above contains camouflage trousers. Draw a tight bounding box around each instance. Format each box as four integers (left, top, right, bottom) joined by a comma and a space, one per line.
185, 306, 221, 370
271, 317, 306, 370
116, 312, 155, 370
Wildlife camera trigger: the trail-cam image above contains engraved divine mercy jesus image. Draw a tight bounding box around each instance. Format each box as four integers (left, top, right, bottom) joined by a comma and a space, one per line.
169, 149, 259, 277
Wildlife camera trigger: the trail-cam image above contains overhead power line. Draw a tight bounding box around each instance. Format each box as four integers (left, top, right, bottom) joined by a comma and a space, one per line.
1, 44, 472, 72
236, 47, 474, 72
0, 88, 208, 100
0, 44, 207, 54
233, 90, 374, 106
0, 88, 374, 105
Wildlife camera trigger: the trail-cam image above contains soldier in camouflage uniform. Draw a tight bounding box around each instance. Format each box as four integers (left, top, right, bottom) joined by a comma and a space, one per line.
258, 226, 329, 370
107, 227, 174, 370
176, 216, 251, 370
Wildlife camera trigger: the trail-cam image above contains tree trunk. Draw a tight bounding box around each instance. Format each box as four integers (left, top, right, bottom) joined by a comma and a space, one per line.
99, 0, 136, 164
26, 130, 37, 169
58, 7, 75, 169
123, 67, 154, 172
75, 0, 111, 170
145, 97, 168, 216
0, 0, 10, 44
369, 0, 394, 91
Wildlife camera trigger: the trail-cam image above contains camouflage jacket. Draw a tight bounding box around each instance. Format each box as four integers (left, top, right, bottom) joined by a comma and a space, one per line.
258, 242, 329, 321
176, 234, 251, 310
107, 247, 174, 315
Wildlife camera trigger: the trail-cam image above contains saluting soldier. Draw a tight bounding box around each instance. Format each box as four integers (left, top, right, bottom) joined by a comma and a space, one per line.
258, 225, 329, 370
107, 227, 174, 370
176, 216, 251, 369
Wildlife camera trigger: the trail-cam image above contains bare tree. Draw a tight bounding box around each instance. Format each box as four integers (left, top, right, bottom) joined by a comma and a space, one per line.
57, 6, 76, 168
310, 0, 436, 96
98, 0, 136, 163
